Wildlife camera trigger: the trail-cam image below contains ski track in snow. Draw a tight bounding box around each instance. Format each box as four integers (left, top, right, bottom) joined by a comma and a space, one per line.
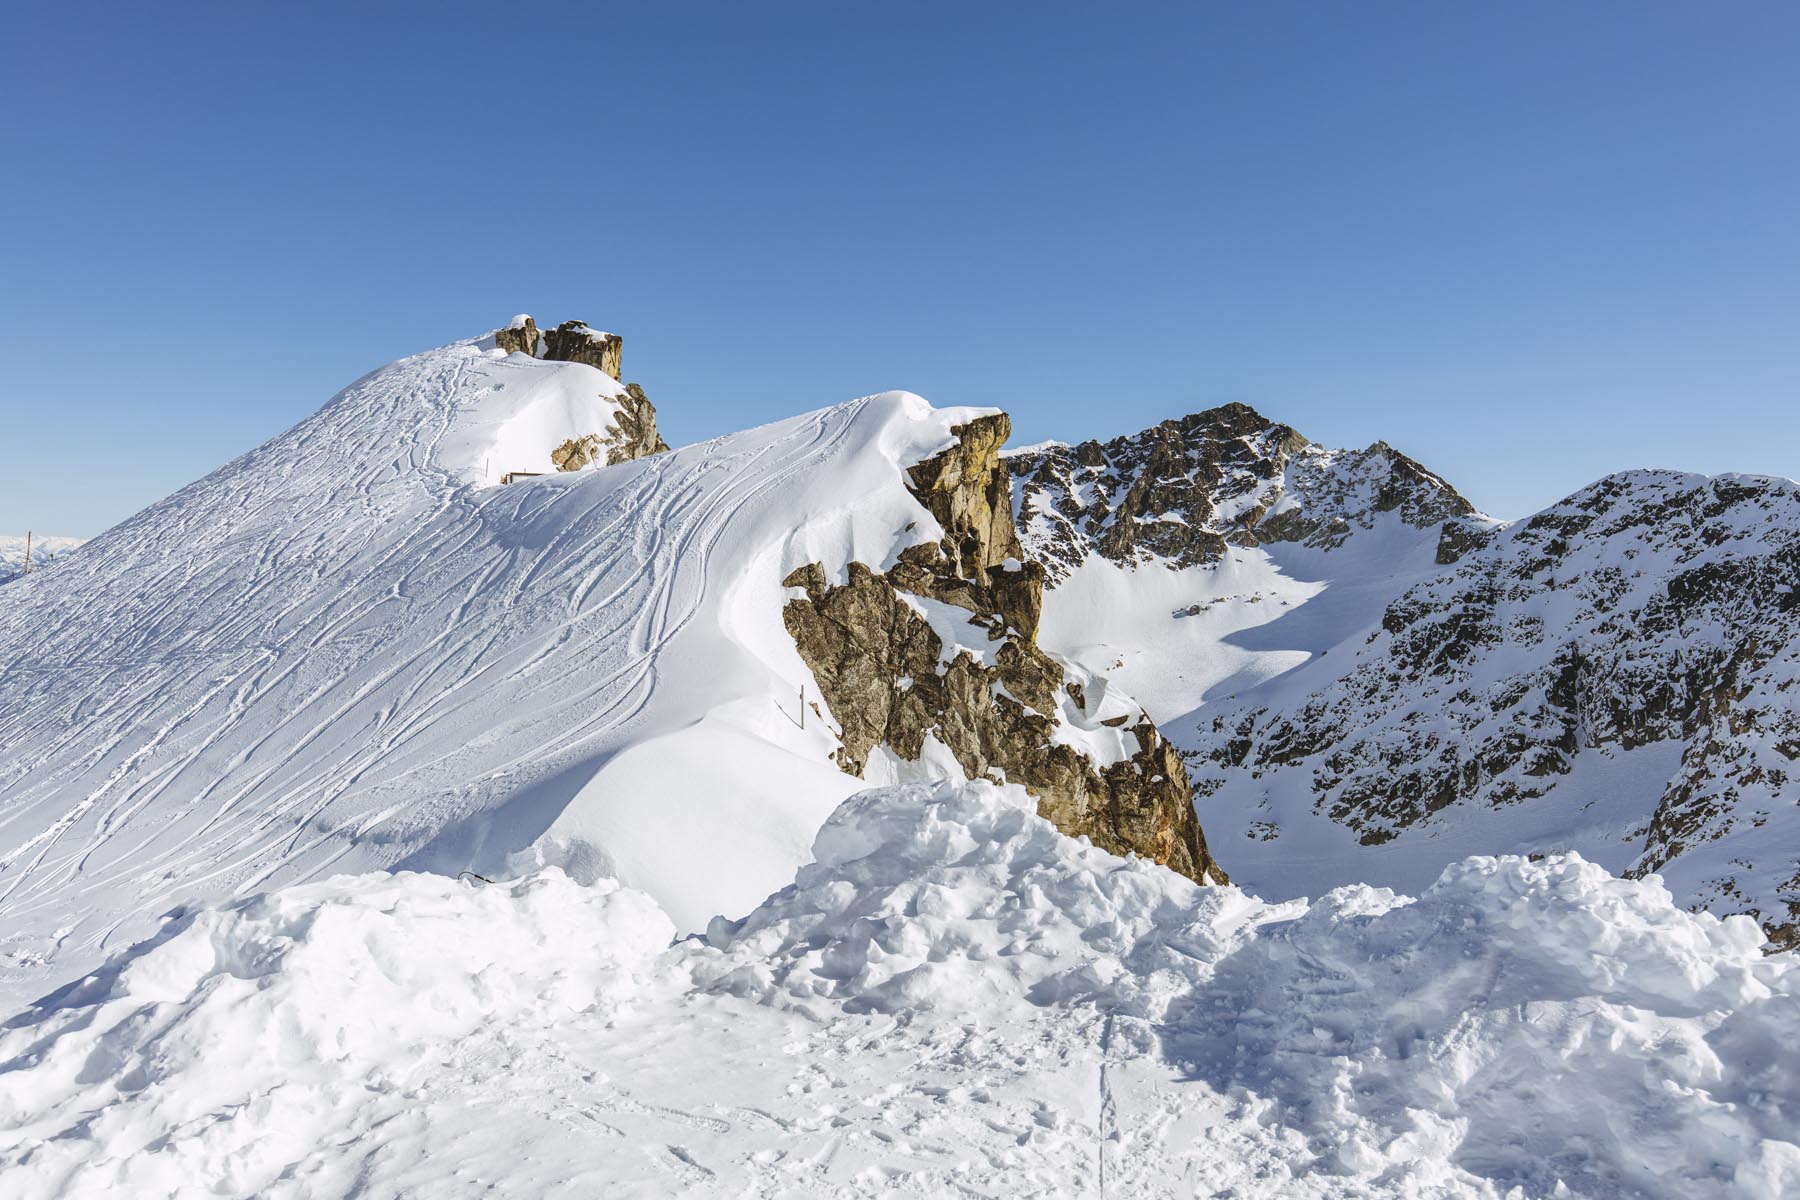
0, 341, 871, 1005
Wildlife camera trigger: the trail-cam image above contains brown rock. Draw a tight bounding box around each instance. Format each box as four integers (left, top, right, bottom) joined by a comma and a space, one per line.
495, 316, 540, 357
543, 320, 624, 380
781, 415, 1227, 885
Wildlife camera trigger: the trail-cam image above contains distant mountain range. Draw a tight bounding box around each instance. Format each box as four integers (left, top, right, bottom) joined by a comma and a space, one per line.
0, 535, 82, 585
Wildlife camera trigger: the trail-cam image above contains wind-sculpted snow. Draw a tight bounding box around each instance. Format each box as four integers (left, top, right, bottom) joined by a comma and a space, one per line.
0, 331, 1009, 1004
3, 779, 1797, 1198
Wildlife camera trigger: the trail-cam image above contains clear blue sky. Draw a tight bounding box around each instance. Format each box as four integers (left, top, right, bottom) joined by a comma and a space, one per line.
4, 3, 1797, 536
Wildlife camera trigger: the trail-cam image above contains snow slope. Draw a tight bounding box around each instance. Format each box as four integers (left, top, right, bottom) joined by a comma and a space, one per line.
0, 329, 1007, 1006
4, 779, 1796, 1199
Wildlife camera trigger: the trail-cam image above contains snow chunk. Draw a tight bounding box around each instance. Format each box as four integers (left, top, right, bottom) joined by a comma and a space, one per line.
0, 870, 673, 1197
692, 779, 1800, 1196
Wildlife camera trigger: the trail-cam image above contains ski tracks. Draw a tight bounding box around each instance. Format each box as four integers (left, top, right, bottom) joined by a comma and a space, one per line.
0, 376, 867, 1003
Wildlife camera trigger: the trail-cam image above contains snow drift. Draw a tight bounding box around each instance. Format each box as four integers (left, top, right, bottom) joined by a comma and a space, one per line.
0, 327, 1037, 1005
2, 779, 1796, 1198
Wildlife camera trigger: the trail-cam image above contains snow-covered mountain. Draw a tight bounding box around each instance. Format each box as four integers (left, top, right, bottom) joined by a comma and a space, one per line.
0, 321, 1207, 1007
1011, 404, 1486, 732
0, 535, 82, 585
1187, 469, 1800, 947
4, 327, 1800, 1195
1014, 406, 1800, 948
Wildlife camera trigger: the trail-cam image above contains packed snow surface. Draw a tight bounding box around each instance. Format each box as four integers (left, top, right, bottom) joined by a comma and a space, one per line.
2, 779, 1795, 1198
0, 333, 998, 1005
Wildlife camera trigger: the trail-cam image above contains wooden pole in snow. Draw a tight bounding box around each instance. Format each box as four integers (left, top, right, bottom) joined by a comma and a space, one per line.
21, 531, 31, 576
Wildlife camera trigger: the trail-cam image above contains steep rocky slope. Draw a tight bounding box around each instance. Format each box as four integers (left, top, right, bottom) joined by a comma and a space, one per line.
1013, 403, 1800, 945
1010, 402, 1478, 583
784, 414, 1223, 883
1186, 469, 1800, 946
1010, 404, 1485, 730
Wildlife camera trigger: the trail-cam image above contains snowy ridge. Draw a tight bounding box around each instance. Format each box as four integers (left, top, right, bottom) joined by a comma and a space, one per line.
3, 778, 1796, 1198
0, 329, 1028, 1004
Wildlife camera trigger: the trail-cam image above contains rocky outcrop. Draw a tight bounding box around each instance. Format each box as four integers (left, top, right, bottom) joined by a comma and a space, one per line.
494, 316, 670, 470
607, 382, 670, 464
495, 316, 540, 357
543, 320, 624, 380
783, 415, 1225, 884
1011, 403, 1477, 582
544, 383, 670, 471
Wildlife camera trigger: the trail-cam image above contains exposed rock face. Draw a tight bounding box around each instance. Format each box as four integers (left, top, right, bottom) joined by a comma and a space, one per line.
493, 317, 669, 470
783, 415, 1225, 884
1187, 469, 1800, 947
1011, 403, 1478, 582
608, 382, 670, 464
495, 316, 539, 357
545, 384, 670, 471
543, 320, 624, 380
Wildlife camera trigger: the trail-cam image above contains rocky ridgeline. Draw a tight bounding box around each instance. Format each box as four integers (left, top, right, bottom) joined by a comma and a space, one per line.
1191, 469, 1800, 947
495, 316, 670, 467
1009, 402, 1478, 581
783, 414, 1225, 884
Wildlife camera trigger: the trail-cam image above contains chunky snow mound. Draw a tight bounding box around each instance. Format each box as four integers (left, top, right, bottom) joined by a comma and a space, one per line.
0, 327, 1018, 1006
0, 869, 671, 1198
6, 779, 1798, 1197
3, 779, 1797, 1197
695, 779, 1268, 1017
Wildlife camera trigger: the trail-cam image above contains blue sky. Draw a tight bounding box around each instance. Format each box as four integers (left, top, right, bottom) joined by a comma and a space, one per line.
4, 3, 1797, 535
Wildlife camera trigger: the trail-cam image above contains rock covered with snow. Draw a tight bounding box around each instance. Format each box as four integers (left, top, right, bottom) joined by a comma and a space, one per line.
478, 314, 666, 468
782, 412, 1225, 885
1010, 402, 1479, 583
1191, 468, 1800, 946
